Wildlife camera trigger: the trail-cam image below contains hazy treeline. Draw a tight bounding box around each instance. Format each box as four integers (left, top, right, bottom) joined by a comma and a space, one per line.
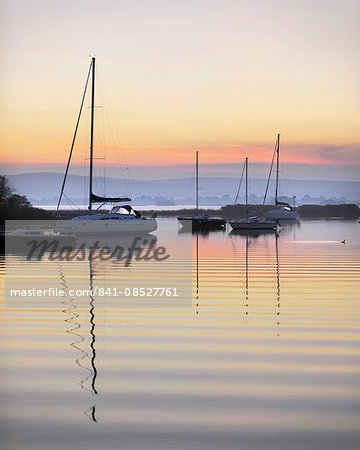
155, 203, 360, 219
297, 204, 360, 219
0, 175, 52, 225
1, 172, 358, 224
56, 203, 360, 220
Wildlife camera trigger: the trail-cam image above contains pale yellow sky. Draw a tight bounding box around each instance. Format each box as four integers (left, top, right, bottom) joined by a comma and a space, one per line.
0, 0, 359, 179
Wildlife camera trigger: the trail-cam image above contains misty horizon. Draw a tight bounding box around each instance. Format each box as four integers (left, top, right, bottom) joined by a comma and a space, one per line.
7, 172, 360, 207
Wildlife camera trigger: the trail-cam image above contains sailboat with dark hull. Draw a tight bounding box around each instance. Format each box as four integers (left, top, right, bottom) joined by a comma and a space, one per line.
57, 57, 157, 234
177, 151, 226, 231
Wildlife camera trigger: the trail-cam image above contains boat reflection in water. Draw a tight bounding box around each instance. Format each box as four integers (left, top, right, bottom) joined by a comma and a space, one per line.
58, 233, 158, 422
178, 226, 226, 236
229, 228, 279, 239
228, 228, 282, 322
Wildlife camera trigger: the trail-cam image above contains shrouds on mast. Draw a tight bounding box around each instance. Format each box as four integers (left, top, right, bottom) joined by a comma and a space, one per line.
57, 57, 131, 211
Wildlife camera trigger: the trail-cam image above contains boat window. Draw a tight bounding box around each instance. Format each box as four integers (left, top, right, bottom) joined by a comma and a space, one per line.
117, 207, 132, 215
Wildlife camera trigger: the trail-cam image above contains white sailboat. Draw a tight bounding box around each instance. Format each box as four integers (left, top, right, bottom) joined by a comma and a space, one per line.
57, 57, 157, 234
263, 134, 299, 220
229, 158, 277, 231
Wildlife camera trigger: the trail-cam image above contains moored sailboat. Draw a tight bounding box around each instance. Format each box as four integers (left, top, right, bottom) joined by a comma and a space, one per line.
263, 134, 299, 220
57, 57, 157, 234
229, 158, 277, 231
177, 151, 226, 231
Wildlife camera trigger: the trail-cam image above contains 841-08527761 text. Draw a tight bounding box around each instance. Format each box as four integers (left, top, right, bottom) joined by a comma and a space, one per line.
9, 287, 179, 298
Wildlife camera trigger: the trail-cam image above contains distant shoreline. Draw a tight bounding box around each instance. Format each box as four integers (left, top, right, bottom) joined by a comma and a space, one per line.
50, 203, 360, 220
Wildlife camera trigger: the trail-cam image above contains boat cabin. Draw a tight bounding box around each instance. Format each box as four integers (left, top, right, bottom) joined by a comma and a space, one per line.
72, 205, 143, 221
109, 205, 141, 217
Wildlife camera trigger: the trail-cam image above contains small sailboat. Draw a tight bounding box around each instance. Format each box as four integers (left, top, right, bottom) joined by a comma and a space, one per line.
177, 151, 226, 231
229, 158, 277, 231
57, 57, 157, 234
263, 134, 299, 220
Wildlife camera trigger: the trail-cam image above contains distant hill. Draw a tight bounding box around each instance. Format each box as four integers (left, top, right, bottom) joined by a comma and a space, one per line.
7, 172, 360, 206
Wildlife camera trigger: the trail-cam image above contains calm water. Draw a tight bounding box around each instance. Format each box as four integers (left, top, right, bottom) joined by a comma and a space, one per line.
1, 218, 359, 450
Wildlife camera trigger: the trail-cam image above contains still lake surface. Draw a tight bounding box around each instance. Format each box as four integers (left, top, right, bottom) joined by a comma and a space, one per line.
0, 218, 359, 450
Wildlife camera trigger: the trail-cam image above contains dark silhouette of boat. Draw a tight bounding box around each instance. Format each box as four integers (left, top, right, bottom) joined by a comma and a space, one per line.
177, 151, 226, 231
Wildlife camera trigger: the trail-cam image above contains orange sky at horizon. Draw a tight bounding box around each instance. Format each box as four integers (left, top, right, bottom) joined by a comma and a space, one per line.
1, 1, 359, 178
1, 138, 359, 168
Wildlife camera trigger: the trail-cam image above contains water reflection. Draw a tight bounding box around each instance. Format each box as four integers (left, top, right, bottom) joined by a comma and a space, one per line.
88, 258, 98, 396
195, 232, 199, 314
178, 227, 226, 237
2, 218, 360, 450
84, 405, 97, 423
229, 229, 282, 321
275, 232, 280, 326
229, 228, 277, 239
58, 234, 159, 422
56, 234, 157, 423
58, 261, 94, 394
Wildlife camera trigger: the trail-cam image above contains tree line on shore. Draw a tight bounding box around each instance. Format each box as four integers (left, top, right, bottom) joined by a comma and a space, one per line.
151, 203, 360, 219
1, 174, 359, 223
0, 175, 52, 225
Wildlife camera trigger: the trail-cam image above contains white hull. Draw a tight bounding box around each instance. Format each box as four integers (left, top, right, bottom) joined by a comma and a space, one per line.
229, 220, 276, 230
264, 209, 299, 220
57, 219, 157, 235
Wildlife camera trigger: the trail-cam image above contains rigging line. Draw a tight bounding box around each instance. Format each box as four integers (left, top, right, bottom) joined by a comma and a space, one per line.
96, 96, 107, 197
263, 138, 277, 205
280, 159, 291, 199
96, 80, 130, 198
99, 70, 140, 201
96, 75, 124, 199
96, 69, 132, 198
106, 181, 118, 198
234, 159, 246, 205
101, 82, 133, 194
63, 193, 81, 210
57, 61, 92, 211
83, 92, 90, 207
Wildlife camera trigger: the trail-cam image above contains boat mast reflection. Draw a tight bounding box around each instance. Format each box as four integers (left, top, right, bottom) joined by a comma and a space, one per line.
58, 258, 98, 421
89, 256, 98, 395
245, 234, 249, 314
84, 405, 97, 423
67, 234, 157, 422
230, 229, 281, 322
195, 231, 199, 314
275, 231, 280, 329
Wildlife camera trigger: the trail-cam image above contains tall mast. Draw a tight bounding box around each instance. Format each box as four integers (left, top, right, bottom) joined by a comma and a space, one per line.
274, 133, 280, 205
245, 157, 248, 207
196, 151, 199, 213
89, 57, 96, 211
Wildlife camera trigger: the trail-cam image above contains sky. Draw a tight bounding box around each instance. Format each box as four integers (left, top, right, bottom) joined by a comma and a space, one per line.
0, 0, 359, 181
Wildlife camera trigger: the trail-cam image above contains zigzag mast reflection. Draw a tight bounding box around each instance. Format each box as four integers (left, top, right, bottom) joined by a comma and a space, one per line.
88, 256, 98, 395
58, 259, 98, 421
59, 234, 158, 423
59, 262, 95, 391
